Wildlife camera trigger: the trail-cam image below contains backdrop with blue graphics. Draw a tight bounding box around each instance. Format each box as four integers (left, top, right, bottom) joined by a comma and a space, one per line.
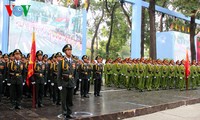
8, 0, 83, 56
156, 31, 197, 61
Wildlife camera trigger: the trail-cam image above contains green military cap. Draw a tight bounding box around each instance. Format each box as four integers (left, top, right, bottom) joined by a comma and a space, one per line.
56, 52, 62, 57
13, 49, 22, 55
9, 52, 13, 57
82, 55, 89, 60
43, 54, 48, 58
62, 44, 72, 52
95, 55, 102, 60
36, 50, 43, 57
22, 54, 26, 58
72, 55, 79, 60
3, 53, 9, 58
27, 53, 30, 58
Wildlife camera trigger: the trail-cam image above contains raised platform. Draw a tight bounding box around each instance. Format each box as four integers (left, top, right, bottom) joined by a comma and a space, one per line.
1, 86, 200, 120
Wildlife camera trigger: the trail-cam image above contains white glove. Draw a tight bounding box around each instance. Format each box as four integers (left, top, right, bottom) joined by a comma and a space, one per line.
154, 76, 156, 79
2, 81, 5, 83
146, 76, 149, 78
23, 83, 25, 86
7, 83, 11, 86
5, 79, 7, 81
180, 77, 183, 79
122, 74, 124, 76
32, 82, 36, 85
74, 86, 76, 89
48, 80, 51, 82
88, 79, 90, 81
44, 82, 47, 85
138, 76, 140, 78
126, 76, 128, 78
58, 86, 62, 90
79, 79, 82, 82
93, 79, 96, 81
51, 83, 54, 86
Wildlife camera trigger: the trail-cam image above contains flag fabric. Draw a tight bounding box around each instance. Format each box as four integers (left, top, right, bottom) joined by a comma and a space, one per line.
26, 31, 36, 87
184, 50, 190, 78
184, 49, 190, 90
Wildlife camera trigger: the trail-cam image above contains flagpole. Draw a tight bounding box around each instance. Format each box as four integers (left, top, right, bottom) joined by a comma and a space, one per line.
32, 27, 36, 108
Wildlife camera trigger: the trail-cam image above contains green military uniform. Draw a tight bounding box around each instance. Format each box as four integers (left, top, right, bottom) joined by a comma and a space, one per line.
57, 44, 75, 118
168, 65, 175, 89
131, 63, 138, 89
145, 63, 153, 91
188, 65, 197, 89
137, 63, 145, 92
8, 49, 25, 109
197, 66, 200, 86
153, 64, 161, 90
161, 65, 168, 89
178, 65, 185, 91
104, 63, 112, 87
125, 63, 133, 90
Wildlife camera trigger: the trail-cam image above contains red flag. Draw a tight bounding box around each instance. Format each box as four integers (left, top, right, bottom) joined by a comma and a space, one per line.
184, 50, 190, 90
184, 50, 190, 77
26, 31, 36, 87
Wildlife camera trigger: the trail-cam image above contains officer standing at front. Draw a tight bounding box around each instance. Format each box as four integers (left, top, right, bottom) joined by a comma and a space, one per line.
79, 55, 90, 98
32, 50, 47, 108
57, 44, 75, 119
7, 49, 25, 110
93, 56, 103, 97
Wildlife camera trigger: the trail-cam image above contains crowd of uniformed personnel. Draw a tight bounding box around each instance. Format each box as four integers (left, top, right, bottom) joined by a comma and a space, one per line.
0, 44, 104, 119
104, 57, 200, 91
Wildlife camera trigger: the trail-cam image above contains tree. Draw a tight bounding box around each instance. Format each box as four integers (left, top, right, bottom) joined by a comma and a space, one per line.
105, 0, 118, 59
149, 0, 157, 59
90, 1, 105, 60
172, 0, 200, 61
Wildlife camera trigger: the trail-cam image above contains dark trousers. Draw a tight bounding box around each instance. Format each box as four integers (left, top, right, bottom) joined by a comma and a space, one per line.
36, 83, 44, 105
10, 84, 23, 107
61, 87, 73, 116
52, 83, 60, 104
87, 79, 90, 93
44, 82, 52, 98
0, 80, 2, 101
74, 79, 80, 94
81, 79, 88, 96
3, 81, 10, 97
94, 78, 102, 95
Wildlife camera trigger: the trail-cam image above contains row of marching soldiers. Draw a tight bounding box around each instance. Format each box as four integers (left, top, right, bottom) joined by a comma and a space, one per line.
0, 47, 103, 113
104, 57, 200, 91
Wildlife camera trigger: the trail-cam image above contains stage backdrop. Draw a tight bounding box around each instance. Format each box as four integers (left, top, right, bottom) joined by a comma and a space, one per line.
0, 0, 3, 50
156, 31, 199, 61
8, 0, 83, 56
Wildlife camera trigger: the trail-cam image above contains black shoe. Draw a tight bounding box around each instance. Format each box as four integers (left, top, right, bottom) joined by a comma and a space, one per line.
56, 102, 61, 105
94, 94, 97, 97
10, 106, 16, 110
83, 95, 89, 98
16, 106, 22, 110
65, 115, 75, 119
97, 94, 102, 97
38, 104, 44, 108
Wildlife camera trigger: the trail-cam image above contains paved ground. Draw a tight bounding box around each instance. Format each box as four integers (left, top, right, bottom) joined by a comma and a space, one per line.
125, 103, 200, 120
1, 86, 200, 119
